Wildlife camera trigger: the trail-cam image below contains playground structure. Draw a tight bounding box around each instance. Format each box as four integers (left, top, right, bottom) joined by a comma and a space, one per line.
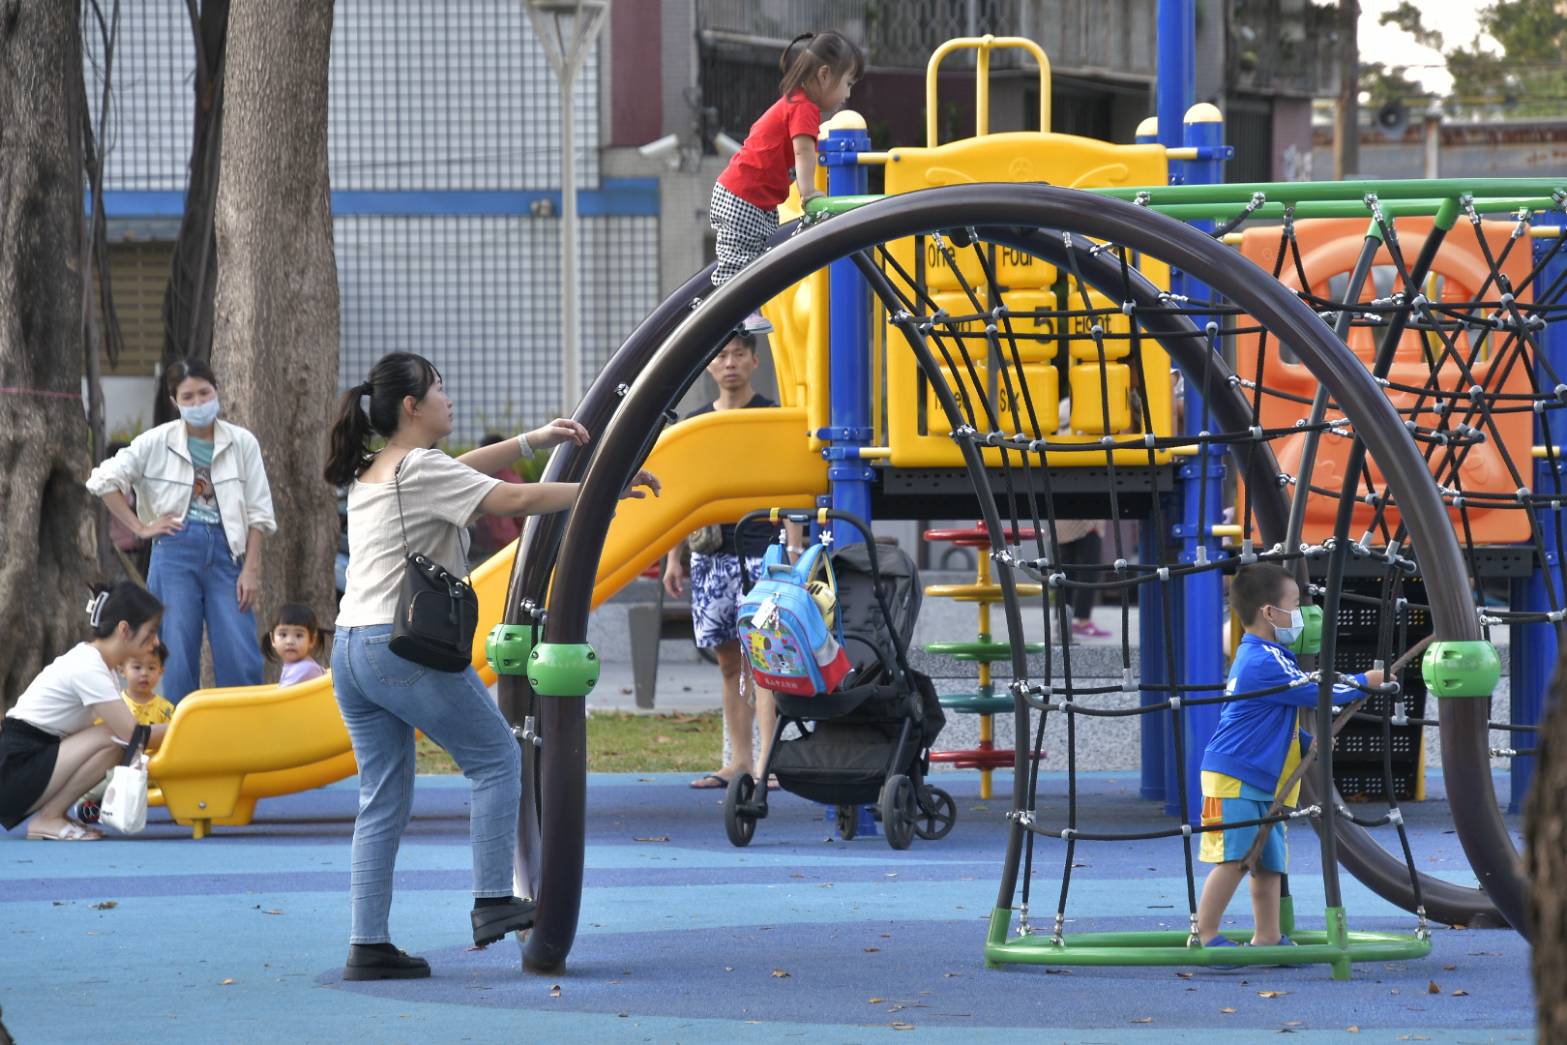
496, 36, 1560, 979
128, 16, 1560, 986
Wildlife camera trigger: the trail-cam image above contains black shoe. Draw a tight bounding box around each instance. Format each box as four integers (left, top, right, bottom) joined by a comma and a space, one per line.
471, 897, 536, 948
342, 944, 431, 981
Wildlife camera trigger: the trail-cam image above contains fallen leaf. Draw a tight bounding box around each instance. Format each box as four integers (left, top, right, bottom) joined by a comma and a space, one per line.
220, 978, 236, 986
1258, 990, 1287, 999
1443, 963, 1457, 971
263, 909, 284, 916
549, 984, 562, 998
943, 972, 961, 978
1175, 971, 1194, 979
91, 901, 117, 910
1284, 1020, 1303, 1027
632, 836, 669, 843
869, 997, 884, 1004
1453, 988, 1469, 996
863, 946, 881, 953
891, 1023, 915, 1031
1130, 1017, 1153, 1024
771, 969, 791, 978
1427, 980, 1442, 994
1347, 1027, 1360, 1034
1220, 1007, 1237, 1015
654, 735, 671, 744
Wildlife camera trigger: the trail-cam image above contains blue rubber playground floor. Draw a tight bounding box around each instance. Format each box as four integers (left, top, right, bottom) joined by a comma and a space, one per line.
0, 770, 1534, 1043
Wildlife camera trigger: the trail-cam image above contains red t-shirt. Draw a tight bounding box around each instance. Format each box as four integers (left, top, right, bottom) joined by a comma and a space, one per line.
717, 91, 822, 210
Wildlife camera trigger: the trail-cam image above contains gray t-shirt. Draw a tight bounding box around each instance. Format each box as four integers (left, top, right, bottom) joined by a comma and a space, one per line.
335, 448, 501, 628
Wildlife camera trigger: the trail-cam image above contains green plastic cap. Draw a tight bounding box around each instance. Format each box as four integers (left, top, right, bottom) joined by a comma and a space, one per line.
485, 623, 536, 677
1291, 604, 1324, 656
528, 642, 600, 697
1422, 640, 1501, 698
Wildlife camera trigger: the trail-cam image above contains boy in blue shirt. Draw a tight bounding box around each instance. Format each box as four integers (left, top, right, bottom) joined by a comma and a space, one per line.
1195, 564, 1383, 948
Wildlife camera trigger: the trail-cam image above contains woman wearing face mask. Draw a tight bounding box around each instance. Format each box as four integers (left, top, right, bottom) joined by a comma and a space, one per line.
87, 357, 276, 703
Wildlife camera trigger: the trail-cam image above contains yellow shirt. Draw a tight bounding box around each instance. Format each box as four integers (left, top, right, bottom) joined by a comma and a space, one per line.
95, 691, 175, 727
1201, 709, 1305, 807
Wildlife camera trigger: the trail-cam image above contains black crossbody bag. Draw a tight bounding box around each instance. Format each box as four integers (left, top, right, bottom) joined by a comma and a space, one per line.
388, 456, 480, 672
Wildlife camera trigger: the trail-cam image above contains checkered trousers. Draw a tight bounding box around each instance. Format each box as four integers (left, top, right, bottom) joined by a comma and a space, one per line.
709, 183, 780, 287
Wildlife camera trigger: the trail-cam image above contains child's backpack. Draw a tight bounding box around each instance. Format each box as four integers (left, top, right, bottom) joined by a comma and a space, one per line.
738, 541, 851, 696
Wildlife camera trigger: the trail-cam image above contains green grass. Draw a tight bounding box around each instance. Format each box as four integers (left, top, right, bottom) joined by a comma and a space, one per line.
415, 711, 725, 775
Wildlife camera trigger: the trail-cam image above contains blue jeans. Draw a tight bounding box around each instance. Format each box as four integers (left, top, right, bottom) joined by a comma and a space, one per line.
146, 522, 263, 704
331, 624, 521, 945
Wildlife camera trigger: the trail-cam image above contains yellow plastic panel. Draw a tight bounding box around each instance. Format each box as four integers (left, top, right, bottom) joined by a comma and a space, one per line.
881, 131, 1172, 467
1068, 361, 1132, 434
925, 363, 1060, 439
1065, 289, 1133, 360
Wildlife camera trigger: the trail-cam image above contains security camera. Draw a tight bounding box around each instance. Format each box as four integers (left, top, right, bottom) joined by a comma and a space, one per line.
714, 132, 743, 158
638, 133, 682, 169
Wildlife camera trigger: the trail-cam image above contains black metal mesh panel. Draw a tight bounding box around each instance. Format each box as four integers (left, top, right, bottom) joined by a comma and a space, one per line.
83, 0, 193, 190
328, 0, 599, 191
335, 213, 660, 441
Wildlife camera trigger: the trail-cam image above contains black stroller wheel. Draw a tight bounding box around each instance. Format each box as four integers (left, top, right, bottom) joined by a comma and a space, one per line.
835, 804, 859, 840
913, 785, 956, 840
879, 774, 915, 850
724, 773, 758, 847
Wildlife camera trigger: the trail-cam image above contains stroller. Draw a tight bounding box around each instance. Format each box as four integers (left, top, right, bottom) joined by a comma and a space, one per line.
723, 509, 954, 850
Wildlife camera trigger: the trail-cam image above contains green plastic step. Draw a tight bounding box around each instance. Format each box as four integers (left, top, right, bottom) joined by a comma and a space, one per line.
937, 692, 1016, 715
925, 639, 1046, 662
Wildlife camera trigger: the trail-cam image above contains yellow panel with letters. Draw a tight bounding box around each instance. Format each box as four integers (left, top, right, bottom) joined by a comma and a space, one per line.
880, 131, 1175, 467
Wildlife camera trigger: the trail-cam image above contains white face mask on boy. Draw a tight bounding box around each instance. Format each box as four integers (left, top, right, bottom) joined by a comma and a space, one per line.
1269, 605, 1306, 648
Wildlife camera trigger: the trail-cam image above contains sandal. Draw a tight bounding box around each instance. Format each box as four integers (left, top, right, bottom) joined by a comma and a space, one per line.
689, 773, 731, 790
27, 821, 103, 841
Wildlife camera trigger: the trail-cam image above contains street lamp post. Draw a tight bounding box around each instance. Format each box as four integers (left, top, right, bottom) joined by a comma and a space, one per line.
524, 0, 608, 413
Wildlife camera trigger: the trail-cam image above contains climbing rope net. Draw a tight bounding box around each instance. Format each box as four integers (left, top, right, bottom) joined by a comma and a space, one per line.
843, 186, 1567, 974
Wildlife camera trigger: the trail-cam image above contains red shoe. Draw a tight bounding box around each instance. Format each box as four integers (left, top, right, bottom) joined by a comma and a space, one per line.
1072, 619, 1112, 638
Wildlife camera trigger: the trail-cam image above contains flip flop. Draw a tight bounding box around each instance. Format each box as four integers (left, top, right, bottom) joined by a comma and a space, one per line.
689, 773, 731, 790
27, 821, 103, 841
766, 775, 780, 791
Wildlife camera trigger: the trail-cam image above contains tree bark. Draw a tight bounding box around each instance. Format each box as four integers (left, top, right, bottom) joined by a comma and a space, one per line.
156, 0, 229, 426
1528, 644, 1567, 1036
209, 0, 340, 669
0, 0, 99, 707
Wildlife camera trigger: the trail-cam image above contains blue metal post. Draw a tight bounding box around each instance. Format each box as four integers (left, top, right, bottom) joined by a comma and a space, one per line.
1513, 211, 1567, 810
1171, 105, 1228, 822
818, 119, 874, 547
1155, 0, 1195, 169
1140, 513, 1168, 801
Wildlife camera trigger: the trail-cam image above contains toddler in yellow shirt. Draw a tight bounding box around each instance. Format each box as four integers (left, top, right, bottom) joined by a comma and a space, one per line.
76, 644, 173, 823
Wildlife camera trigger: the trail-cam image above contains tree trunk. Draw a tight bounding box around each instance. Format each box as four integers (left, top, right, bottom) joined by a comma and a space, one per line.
209, 0, 340, 669
0, 0, 99, 707
1528, 644, 1567, 1036
156, 0, 229, 425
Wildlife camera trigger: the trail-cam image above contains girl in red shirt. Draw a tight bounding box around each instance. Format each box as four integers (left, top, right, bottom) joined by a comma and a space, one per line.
711, 31, 864, 301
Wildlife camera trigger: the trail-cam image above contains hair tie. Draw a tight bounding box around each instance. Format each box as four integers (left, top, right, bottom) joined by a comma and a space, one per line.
355, 382, 373, 398
85, 591, 108, 629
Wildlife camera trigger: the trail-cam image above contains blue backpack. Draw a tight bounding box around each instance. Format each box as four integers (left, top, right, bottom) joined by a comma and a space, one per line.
737, 542, 851, 697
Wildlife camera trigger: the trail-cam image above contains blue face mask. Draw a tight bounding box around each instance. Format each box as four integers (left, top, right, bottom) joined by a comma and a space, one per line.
1270, 606, 1306, 648
179, 397, 220, 428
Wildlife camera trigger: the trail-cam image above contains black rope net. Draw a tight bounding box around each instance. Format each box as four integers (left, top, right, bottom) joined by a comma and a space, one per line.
858, 199, 1567, 947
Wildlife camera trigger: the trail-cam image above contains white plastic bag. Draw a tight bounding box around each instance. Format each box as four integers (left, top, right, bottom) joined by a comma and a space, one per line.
101, 758, 148, 834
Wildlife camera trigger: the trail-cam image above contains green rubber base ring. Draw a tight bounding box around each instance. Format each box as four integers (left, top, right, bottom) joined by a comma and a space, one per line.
938, 693, 1015, 715
982, 923, 1430, 971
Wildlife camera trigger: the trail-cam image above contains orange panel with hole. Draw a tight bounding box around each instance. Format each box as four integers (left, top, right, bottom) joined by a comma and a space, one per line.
1234, 216, 1534, 544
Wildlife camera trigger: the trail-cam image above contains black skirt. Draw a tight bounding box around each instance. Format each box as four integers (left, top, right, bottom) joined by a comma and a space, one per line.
0, 717, 61, 830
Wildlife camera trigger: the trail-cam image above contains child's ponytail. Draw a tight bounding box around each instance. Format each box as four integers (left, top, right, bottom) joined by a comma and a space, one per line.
322, 352, 443, 487
86, 582, 163, 640
777, 30, 864, 99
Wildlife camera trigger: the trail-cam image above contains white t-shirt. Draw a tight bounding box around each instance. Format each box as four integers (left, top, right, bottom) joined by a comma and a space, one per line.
335, 448, 502, 628
5, 643, 122, 737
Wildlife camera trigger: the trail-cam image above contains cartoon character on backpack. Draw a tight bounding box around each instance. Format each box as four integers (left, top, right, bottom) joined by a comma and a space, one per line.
738, 540, 851, 696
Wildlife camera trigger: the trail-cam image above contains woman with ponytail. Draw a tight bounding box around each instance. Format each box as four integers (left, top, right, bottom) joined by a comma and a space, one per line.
0, 583, 167, 840
323, 352, 657, 980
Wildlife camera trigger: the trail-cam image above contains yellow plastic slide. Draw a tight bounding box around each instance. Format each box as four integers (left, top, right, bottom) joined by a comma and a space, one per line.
149, 406, 827, 836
